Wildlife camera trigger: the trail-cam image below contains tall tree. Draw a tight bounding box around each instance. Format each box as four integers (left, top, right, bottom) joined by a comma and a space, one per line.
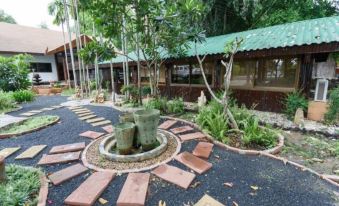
0, 9, 16, 24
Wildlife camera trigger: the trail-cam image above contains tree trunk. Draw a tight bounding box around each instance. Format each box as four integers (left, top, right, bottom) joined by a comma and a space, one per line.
110, 60, 116, 103
0, 156, 5, 183
61, 22, 71, 88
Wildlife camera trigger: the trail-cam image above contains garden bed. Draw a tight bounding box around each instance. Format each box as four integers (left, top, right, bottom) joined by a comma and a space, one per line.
0, 115, 59, 138
0, 165, 47, 206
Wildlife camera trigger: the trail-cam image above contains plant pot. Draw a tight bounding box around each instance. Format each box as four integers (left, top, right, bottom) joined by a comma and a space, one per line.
307, 101, 328, 121
51, 87, 62, 94
115, 122, 135, 155
37, 88, 51, 95
119, 113, 135, 123
133, 109, 160, 151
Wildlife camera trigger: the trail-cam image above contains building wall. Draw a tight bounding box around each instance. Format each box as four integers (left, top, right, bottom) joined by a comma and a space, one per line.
0, 53, 59, 82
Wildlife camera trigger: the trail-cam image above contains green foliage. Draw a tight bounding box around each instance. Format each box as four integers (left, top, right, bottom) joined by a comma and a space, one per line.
12, 90, 35, 103
121, 85, 139, 105
0, 54, 32, 92
61, 88, 75, 96
144, 97, 167, 113
166, 98, 185, 114
141, 86, 151, 97
284, 91, 308, 120
0, 9, 16, 24
0, 91, 15, 113
32, 74, 42, 85
53, 81, 62, 88
0, 164, 41, 206
325, 87, 339, 125
89, 80, 96, 90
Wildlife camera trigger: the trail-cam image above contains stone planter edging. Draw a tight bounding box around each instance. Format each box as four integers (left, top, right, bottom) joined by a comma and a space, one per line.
82, 129, 182, 174
162, 116, 339, 188
0, 116, 60, 139
37, 174, 49, 206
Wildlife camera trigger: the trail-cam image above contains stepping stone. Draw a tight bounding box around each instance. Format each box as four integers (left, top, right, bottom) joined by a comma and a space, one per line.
102, 125, 114, 133
158, 120, 177, 130
192, 142, 214, 159
74, 110, 91, 114
92, 120, 111, 127
117, 173, 150, 206
37, 151, 81, 165
69, 106, 82, 110
78, 112, 94, 117
20, 112, 35, 116
86, 117, 105, 123
79, 131, 105, 139
79, 115, 97, 120
73, 108, 89, 112
41, 108, 54, 111
48, 163, 88, 185
52, 105, 63, 109
152, 164, 195, 189
30, 110, 42, 113
170, 126, 194, 134
0, 114, 26, 127
195, 194, 224, 206
175, 152, 212, 174
0, 147, 21, 158
49, 142, 86, 154
65, 172, 115, 206
179, 132, 206, 141
15, 145, 46, 159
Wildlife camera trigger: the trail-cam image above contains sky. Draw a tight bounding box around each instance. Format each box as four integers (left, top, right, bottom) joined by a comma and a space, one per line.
0, 0, 62, 31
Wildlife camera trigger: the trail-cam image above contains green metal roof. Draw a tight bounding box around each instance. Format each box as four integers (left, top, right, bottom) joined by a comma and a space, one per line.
101, 16, 339, 64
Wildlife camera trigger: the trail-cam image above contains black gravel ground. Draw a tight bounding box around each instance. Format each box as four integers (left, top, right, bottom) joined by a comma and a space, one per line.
1, 96, 338, 206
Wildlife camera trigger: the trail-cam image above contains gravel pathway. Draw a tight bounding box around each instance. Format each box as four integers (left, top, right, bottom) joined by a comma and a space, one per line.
0, 96, 338, 206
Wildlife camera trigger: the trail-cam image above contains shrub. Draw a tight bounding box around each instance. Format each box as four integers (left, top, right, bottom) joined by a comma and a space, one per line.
90, 80, 96, 90
0, 91, 15, 112
284, 91, 308, 120
144, 97, 167, 113
12, 90, 35, 103
166, 98, 185, 114
141, 86, 151, 97
121, 85, 139, 104
61, 88, 75, 96
32, 74, 42, 85
325, 87, 339, 125
0, 54, 32, 91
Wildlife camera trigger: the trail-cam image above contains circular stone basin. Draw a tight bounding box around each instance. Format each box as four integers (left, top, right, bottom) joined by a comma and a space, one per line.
99, 130, 168, 162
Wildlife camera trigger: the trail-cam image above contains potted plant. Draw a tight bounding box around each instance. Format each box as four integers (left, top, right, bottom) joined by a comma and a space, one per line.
51, 81, 63, 94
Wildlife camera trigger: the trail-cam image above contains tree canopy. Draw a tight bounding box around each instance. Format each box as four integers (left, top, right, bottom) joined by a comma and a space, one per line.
0, 9, 16, 24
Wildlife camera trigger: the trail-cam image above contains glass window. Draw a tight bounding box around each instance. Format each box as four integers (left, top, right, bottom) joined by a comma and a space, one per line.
30, 63, 52, 72
171, 64, 189, 84
228, 61, 256, 87
191, 63, 213, 85
255, 58, 298, 88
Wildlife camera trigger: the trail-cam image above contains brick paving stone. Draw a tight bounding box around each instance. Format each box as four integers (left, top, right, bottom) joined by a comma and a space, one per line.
170, 126, 194, 134
151, 164, 195, 189
179, 132, 206, 141
86, 117, 105, 123
48, 163, 88, 185
37, 151, 81, 165
158, 120, 177, 130
15, 145, 47, 159
91, 120, 111, 127
175, 152, 212, 174
192, 142, 214, 159
102, 125, 114, 133
194, 194, 225, 206
0, 147, 21, 158
117, 173, 150, 206
49, 142, 86, 154
64, 172, 115, 206
79, 115, 97, 120
78, 112, 94, 117
79, 131, 105, 139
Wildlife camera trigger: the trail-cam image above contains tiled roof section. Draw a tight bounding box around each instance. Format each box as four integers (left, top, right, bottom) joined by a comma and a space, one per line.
0, 22, 72, 54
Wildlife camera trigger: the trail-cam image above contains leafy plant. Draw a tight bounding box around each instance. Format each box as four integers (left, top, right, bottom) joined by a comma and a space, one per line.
53, 81, 62, 88
284, 91, 308, 120
0, 91, 15, 112
325, 87, 339, 125
11, 90, 35, 103
90, 80, 96, 90
121, 85, 139, 104
166, 98, 185, 114
61, 88, 75, 96
144, 97, 167, 113
32, 74, 42, 85
141, 86, 151, 97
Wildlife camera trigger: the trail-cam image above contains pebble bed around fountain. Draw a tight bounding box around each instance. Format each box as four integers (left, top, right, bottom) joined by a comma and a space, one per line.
82, 130, 181, 173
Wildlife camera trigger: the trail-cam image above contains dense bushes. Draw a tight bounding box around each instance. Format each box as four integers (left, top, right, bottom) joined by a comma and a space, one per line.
144, 97, 185, 114
284, 91, 308, 119
0, 54, 32, 92
325, 87, 339, 125
167, 98, 185, 114
12, 90, 35, 103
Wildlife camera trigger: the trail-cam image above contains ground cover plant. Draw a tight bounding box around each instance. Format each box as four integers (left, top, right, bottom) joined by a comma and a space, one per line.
0, 165, 41, 205
61, 88, 75, 96
0, 91, 16, 114
0, 115, 58, 135
12, 90, 35, 103
325, 87, 339, 125
284, 91, 308, 120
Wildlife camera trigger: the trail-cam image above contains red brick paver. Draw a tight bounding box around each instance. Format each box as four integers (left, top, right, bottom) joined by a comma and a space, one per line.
117, 173, 150, 206
65, 172, 115, 206
49, 142, 86, 154
152, 164, 195, 189
158, 120, 177, 130
170, 126, 194, 134
192, 142, 214, 159
48, 163, 88, 185
175, 152, 212, 174
102, 125, 114, 133
179, 132, 206, 141
37, 151, 81, 165
79, 131, 105, 139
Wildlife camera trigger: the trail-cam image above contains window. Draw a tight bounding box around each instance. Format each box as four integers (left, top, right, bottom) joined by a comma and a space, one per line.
171, 64, 189, 84
30, 63, 52, 73
255, 58, 298, 88
229, 60, 256, 87
140, 68, 150, 83
191, 63, 213, 85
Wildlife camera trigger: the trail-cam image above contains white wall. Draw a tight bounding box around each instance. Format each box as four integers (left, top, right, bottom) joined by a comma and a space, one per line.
0, 53, 59, 82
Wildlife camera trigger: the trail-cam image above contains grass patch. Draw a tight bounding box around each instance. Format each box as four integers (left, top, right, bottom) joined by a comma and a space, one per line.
0, 165, 42, 205
0, 115, 58, 135
61, 88, 75, 96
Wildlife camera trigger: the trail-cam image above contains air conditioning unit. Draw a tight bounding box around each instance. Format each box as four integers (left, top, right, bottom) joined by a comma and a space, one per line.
314, 79, 328, 102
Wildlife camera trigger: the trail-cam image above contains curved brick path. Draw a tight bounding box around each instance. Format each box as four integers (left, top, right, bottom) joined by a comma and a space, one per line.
0, 96, 338, 206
